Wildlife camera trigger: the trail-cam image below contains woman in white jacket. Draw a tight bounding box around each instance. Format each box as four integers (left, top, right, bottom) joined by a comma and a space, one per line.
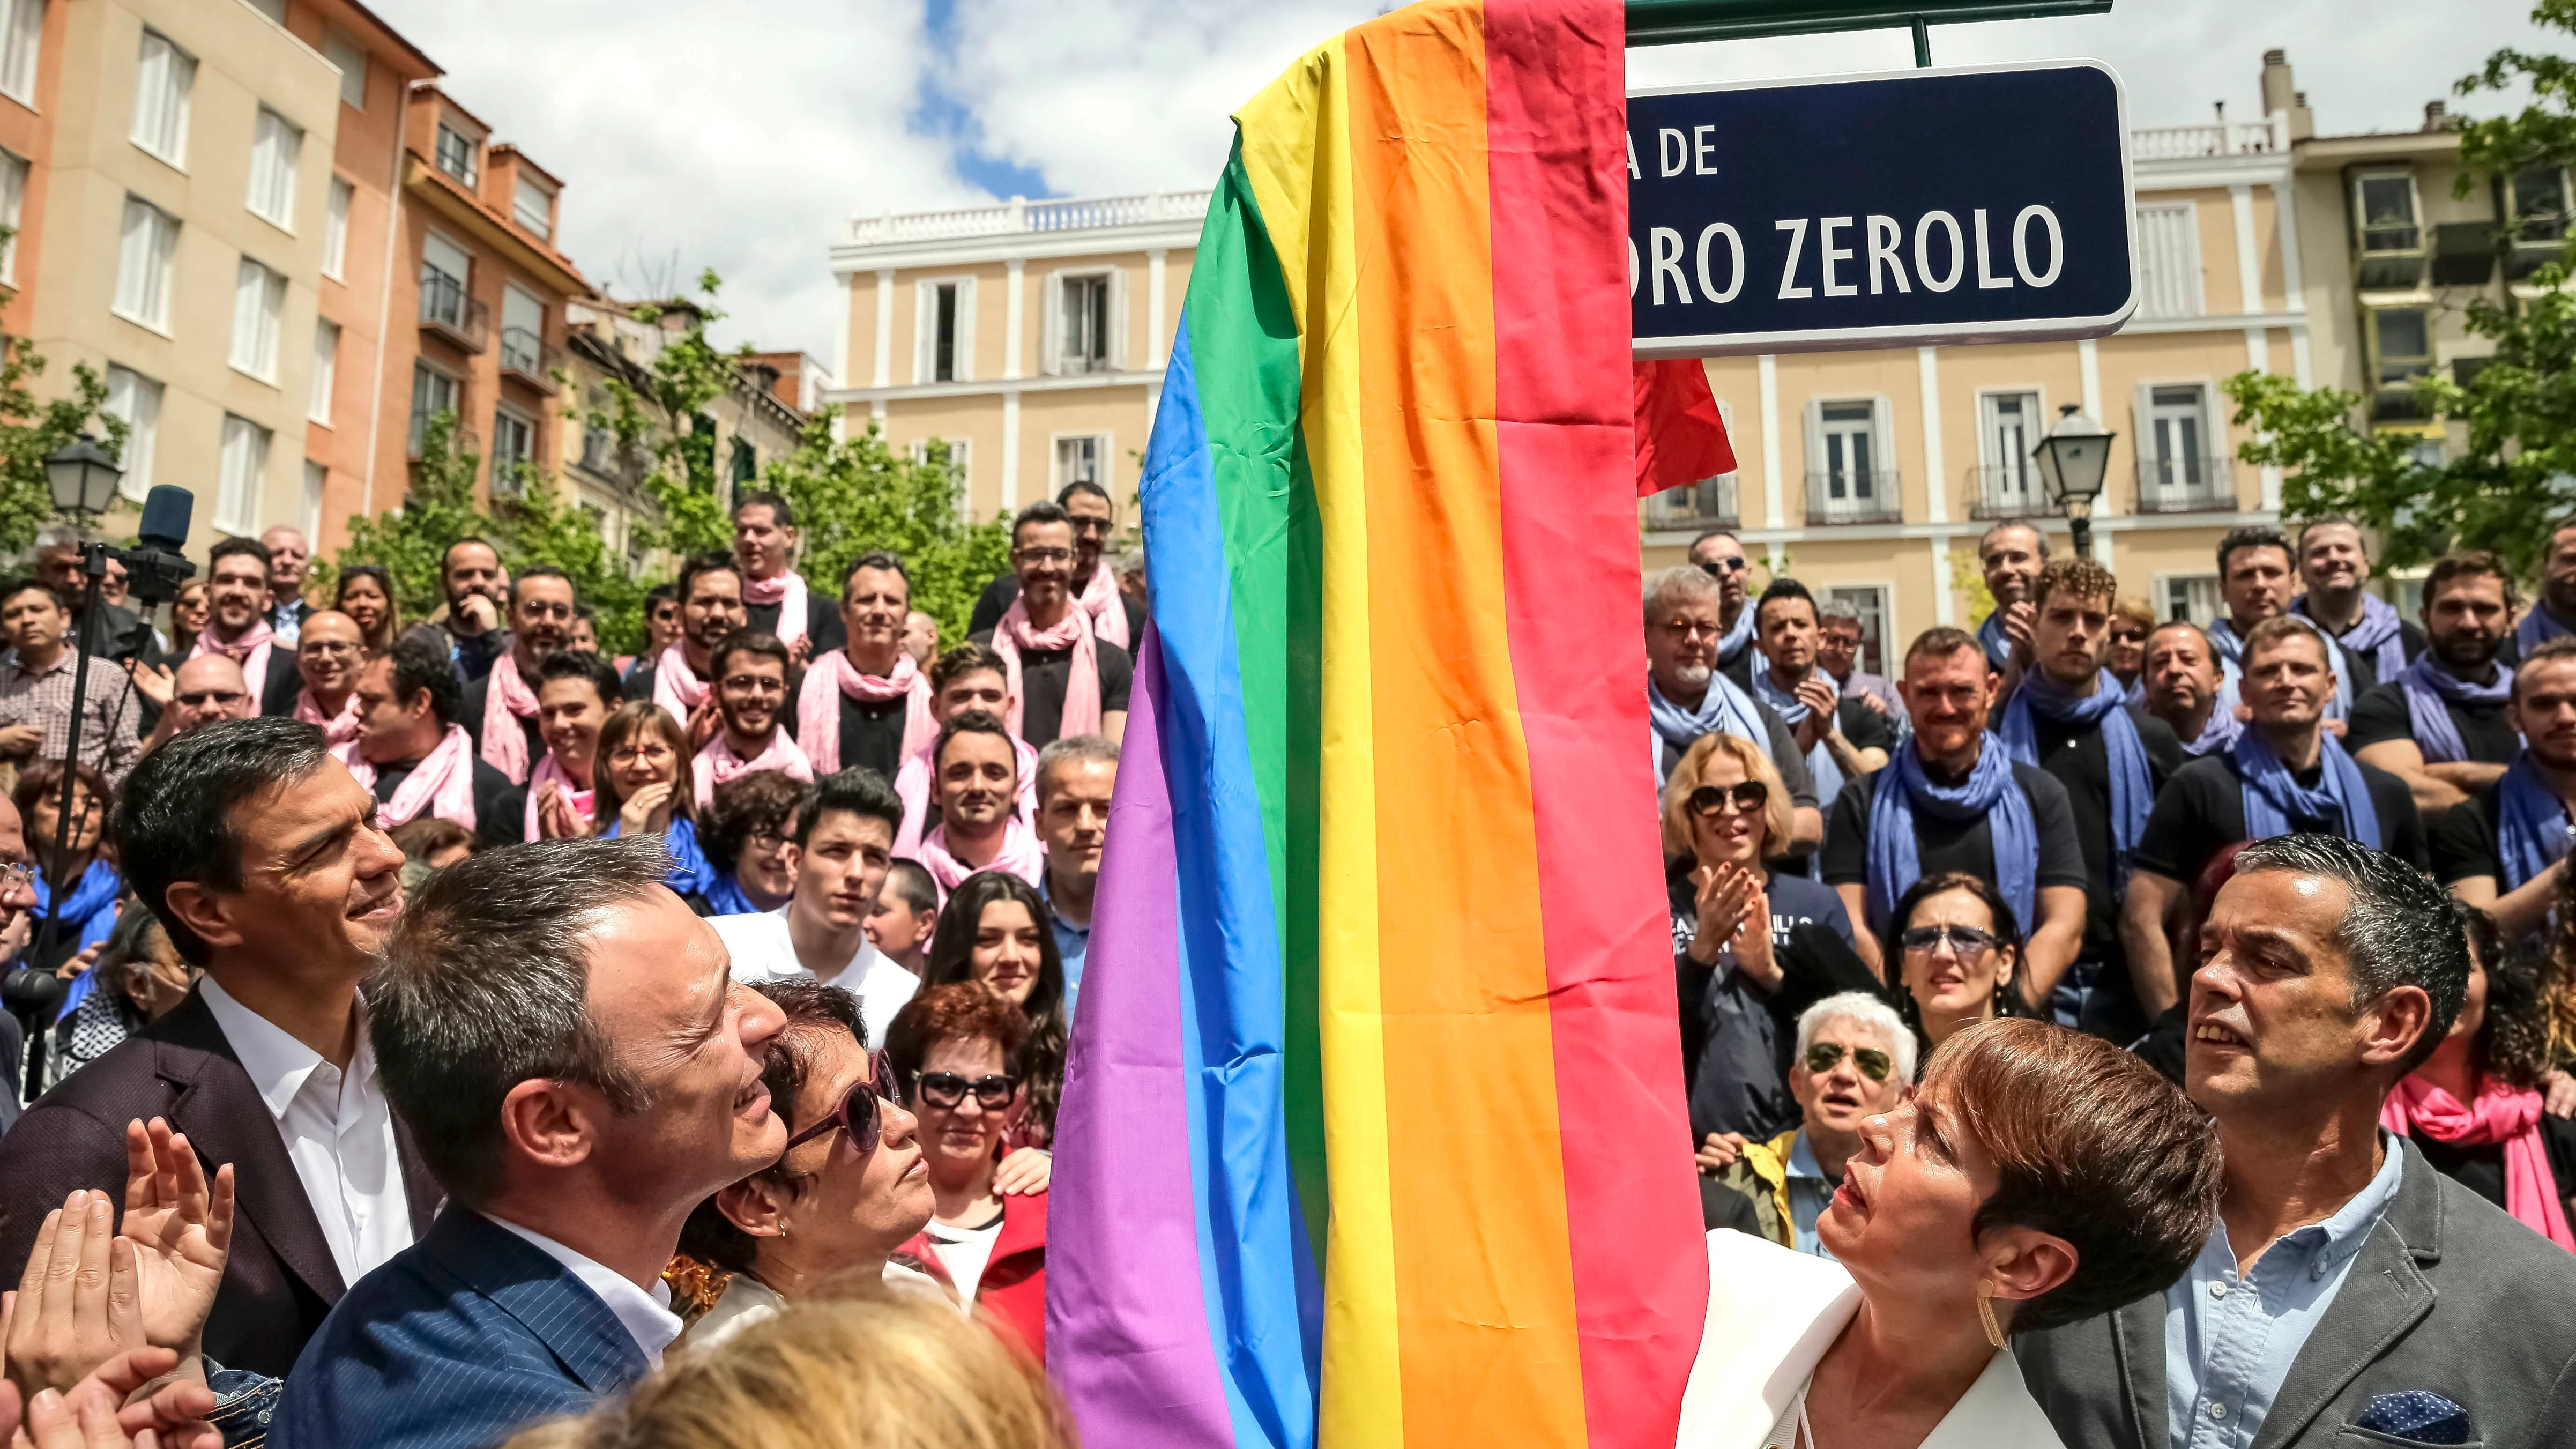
1678, 1017, 2219, 1449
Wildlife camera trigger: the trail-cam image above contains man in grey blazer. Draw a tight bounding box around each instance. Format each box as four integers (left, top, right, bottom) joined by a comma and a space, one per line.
2019, 834, 2576, 1449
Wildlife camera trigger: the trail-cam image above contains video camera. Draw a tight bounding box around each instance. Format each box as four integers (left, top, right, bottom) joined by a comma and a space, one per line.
94, 484, 198, 605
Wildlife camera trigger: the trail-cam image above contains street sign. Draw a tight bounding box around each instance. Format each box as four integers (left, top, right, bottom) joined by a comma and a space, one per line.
1624, 0, 2112, 47
1628, 61, 2136, 358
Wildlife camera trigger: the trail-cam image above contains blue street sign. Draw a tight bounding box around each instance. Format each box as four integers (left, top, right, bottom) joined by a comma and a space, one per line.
1629, 61, 2135, 357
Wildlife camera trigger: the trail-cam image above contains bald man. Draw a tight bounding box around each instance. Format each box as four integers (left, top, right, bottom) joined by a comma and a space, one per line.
265, 610, 365, 744
140, 654, 256, 754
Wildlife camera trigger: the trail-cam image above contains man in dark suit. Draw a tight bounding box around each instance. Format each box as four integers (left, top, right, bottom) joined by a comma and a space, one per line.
0, 718, 440, 1379
259, 526, 316, 647
966, 480, 1145, 643
2020, 834, 2576, 1449
731, 490, 842, 663
273, 836, 790, 1449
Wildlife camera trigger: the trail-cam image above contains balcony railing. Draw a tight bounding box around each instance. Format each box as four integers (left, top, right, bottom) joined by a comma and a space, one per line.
1805, 470, 1903, 525
1965, 464, 2055, 522
420, 276, 489, 353
1642, 473, 1738, 530
2131, 117, 2287, 160
846, 188, 1215, 247
500, 327, 562, 391
2134, 456, 2237, 514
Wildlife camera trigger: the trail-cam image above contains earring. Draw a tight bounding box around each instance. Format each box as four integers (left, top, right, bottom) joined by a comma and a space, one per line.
1976, 1278, 2005, 1349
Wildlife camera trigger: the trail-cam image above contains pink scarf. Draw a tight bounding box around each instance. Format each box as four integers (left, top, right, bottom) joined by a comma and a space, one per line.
741, 569, 808, 650
2382, 1074, 2575, 1250
912, 816, 1045, 900
1075, 560, 1129, 650
796, 649, 937, 776
523, 750, 595, 841
343, 724, 478, 831
480, 649, 540, 785
651, 642, 712, 728
892, 737, 1037, 857
992, 593, 1101, 740
193, 620, 274, 713
691, 728, 815, 811
292, 686, 361, 747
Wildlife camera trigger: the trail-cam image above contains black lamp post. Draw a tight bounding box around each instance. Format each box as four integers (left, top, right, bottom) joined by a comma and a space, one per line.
2031, 403, 2115, 561
30, 434, 123, 978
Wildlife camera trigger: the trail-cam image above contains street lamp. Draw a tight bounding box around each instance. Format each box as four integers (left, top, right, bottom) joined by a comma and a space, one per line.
2031, 403, 2114, 560
44, 433, 123, 521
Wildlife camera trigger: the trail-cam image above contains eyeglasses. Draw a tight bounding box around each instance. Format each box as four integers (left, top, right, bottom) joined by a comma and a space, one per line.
747, 829, 788, 853
609, 743, 675, 766
1804, 1042, 1894, 1082
1900, 923, 2001, 956
1659, 619, 1723, 641
516, 601, 574, 620
783, 1053, 897, 1155
1698, 556, 1750, 576
1015, 547, 1074, 566
1067, 516, 1111, 536
300, 641, 360, 658
1687, 781, 1768, 817
176, 690, 249, 709
0, 863, 33, 894
914, 1070, 1018, 1111
720, 675, 787, 695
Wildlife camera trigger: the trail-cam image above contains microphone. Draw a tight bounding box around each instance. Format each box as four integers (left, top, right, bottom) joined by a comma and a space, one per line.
137, 485, 191, 551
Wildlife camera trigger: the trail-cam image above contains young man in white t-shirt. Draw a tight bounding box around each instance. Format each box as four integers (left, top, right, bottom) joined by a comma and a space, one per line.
710, 767, 918, 1045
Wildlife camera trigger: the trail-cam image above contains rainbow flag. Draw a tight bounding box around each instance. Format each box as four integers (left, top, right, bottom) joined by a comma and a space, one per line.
1045, 2, 1709, 1446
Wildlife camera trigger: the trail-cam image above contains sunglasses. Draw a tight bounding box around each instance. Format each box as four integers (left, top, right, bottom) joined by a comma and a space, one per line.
176, 690, 248, 708
782, 1052, 897, 1156
1687, 781, 1768, 817
915, 1070, 1019, 1112
1804, 1042, 1894, 1082
1900, 923, 2001, 956
1698, 556, 1750, 575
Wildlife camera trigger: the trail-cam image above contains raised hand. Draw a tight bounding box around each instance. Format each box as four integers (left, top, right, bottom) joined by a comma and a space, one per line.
6, 1346, 219, 1449
117, 1121, 232, 1360
4, 1194, 129, 1400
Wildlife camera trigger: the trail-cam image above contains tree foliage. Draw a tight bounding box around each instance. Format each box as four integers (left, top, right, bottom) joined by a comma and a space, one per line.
0, 343, 122, 556
761, 419, 1009, 644
572, 269, 738, 563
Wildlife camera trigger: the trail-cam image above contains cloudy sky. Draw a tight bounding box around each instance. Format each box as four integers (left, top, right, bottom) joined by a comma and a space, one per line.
368, 0, 2556, 363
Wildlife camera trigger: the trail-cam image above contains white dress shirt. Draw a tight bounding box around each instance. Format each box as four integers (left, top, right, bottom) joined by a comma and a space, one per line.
710, 906, 922, 1048
198, 978, 413, 1287
488, 1215, 683, 1369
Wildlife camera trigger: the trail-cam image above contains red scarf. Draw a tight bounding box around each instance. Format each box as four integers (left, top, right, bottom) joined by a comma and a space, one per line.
796, 648, 936, 776
992, 593, 1100, 740
479, 649, 540, 785
193, 620, 274, 712
691, 728, 814, 811
293, 686, 361, 746
651, 642, 712, 727
343, 724, 478, 831
2382, 1074, 2575, 1250
740, 569, 808, 649
1074, 560, 1129, 650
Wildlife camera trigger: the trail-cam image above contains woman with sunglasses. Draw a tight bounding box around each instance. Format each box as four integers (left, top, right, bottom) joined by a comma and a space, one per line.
1663, 733, 1858, 1180
922, 871, 1069, 1145
674, 979, 938, 1350
883, 982, 1049, 1354
1885, 871, 2036, 1056
333, 566, 401, 656
168, 581, 211, 655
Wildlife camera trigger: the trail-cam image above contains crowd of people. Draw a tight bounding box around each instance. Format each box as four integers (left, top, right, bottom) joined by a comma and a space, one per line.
0, 494, 2569, 1448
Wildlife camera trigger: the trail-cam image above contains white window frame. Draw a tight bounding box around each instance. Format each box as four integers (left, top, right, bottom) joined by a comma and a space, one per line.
1975, 387, 2046, 515
2134, 202, 2203, 321
1040, 267, 1125, 377
0, 0, 42, 107
247, 106, 301, 229
0, 146, 26, 286
490, 403, 535, 493
500, 284, 544, 373
2155, 573, 2224, 627
301, 459, 325, 540
907, 436, 971, 485
130, 29, 193, 168
1803, 395, 1895, 521
408, 359, 459, 453
2351, 169, 2421, 254
310, 318, 338, 423
511, 174, 552, 239
320, 31, 366, 109
912, 277, 975, 384
216, 414, 270, 535
433, 120, 477, 187
322, 176, 351, 279
1823, 583, 1897, 678
1051, 431, 1111, 492
103, 366, 161, 503
2134, 380, 2224, 506
113, 195, 177, 333
229, 256, 286, 382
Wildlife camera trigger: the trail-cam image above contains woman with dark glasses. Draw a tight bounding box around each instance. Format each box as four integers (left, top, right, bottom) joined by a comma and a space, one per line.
1882, 871, 2036, 1057
883, 982, 1050, 1355
672, 979, 940, 1350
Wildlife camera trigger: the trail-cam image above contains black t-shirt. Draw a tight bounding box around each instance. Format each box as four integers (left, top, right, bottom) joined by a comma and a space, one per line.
2398, 1112, 2576, 1215
2006, 707, 2189, 970
458, 671, 545, 764
833, 693, 911, 781
2131, 749, 2427, 887
2346, 678, 2520, 764
371, 754, 526, 849
2426, 777, 2576, 886
968, 629, 1135, 747
969, 574, 1146, 644
1819, 759, 2089, 914
2320, 619, 2426, 694
746, 577, 847, 655
1833, 697, 1897, 757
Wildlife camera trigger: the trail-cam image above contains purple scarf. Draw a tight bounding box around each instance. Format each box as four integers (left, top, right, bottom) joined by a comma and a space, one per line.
2399, 655, 2512, 766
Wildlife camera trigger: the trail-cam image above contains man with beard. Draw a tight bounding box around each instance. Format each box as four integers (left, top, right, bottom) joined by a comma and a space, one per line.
627, 553, 748, 750
404, 538, 509, 685
1994, 559, 2187, 1031
267, 609, 366, 748
1644, 565, 1819, 853
1974, 521, 2046, 673
261, 526, 315, 647
2349, 552, 2518, 814
348, 636, 526, 848
2124, 618, 2424, 1010
1816, 604, 1899, 719
968, 482, 1145, 646
691, 630, 813, 810
2290, 517, 2419, 693
2514, 518, 2576, 658
2140, 620, 2240, 759
194, 538, 302, 714
709, 768, 918, 1044
1748, 579, 1892, 831
460, 567, 576, 785
1687, 528, 1760, 690
971, 501, 1133, 749
731, 491, 843, 664
2434, 636, 2576, 942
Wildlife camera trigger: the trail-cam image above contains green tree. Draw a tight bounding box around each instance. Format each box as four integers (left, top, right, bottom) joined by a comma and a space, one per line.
2224, 2, 2576, 580
758, 416, 1008, 644
570, 270, 742, 563
338, 410, 494, 623
0, 343, 123, 556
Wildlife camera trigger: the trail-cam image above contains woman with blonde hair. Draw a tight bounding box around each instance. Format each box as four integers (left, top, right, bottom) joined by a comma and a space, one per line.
504, 1292, 1074, 1449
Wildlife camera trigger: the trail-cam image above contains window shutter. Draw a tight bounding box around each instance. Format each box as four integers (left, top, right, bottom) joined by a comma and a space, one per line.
914, 280, 934, 383
955, 278, 977, 383
1108, 267, 1129, 371
1038, 271, 1063, 377
1871, 395, 1895, 498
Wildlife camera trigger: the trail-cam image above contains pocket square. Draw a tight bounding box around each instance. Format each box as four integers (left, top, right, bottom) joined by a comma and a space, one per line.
2355, 1390, 2471, 1445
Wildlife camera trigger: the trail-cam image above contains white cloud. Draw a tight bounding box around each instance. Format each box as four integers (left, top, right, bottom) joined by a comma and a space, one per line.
367, 0, 2555, 366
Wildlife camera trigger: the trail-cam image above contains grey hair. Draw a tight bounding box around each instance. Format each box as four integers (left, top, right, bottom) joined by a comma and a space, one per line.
1796, 990, 1918, 1085
366, 835, 677, 1206
1034, 732, 1120, 805
2231, 834, 2468, 1074
1643, 563, 1721, 628
1978, 520, 2049, 561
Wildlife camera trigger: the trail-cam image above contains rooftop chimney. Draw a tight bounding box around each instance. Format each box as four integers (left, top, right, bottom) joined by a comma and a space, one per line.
2262, 49, 2312, 143
2425, 99, 2450, 130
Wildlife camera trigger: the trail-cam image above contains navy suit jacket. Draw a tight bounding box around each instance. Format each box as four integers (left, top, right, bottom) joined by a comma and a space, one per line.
272, 1207, 653, 1449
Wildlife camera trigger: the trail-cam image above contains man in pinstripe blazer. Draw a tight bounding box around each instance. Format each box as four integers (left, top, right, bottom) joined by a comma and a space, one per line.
273, 835, 788, 1449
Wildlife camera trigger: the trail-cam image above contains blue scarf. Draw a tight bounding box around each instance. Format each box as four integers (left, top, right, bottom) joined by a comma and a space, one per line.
2236, 727, 2381, 849
36, 862, 124, 1022
2121, 674, 2146, 708
1975, 610, 2014, 670
1649, 671, 1772, 768
2494, 754, 2574, 893
2292, 592, 2410, 684
2000, 668, 2151, 881
1749, 666, 1844, 814
604, 815, 721, 900
2180, 705, 2245, 758
1715, 602, 1758, 673
1866, 736, 2036, 934
703, 871, 763, 916
2210, 615, 2354, 719
2519, 605, 2573, 657
2399, 655, 2512, 765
